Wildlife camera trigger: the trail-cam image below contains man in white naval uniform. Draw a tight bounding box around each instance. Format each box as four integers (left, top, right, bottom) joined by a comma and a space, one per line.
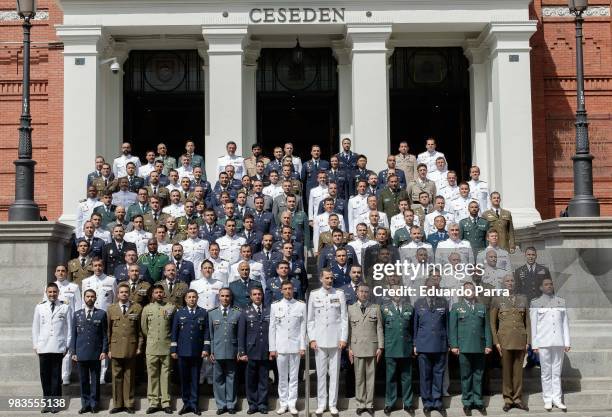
435, 223, 474, 265
423, 196, 455, 237
439, 171, 460, 211
43, 265, 81, 384
450, 182, 475, 223
228, 245, 265, 290
216, 141, 246, 180
308, 171, 330, 222
307, 269, 348, 416
112, 142, 141, 178
81, 258, 117, 384
190, 259, 224, 384
33, 282, 73, 411
416, 137, 445, 174
347, 180, 369, 233
161, 190, 185, 218
124, 215, 152, 256
269, 280, 306, 415
468, 166, 490, 212
180, 222, 210, 271
207, 242, 230, 285
357, 195, 389, 233
388, 198, 410, 237
76, 187, 103, 238
216, 219, 246, 265
348, 224, 377, 266
530, 278, 571, 411
427, 156, 449, 191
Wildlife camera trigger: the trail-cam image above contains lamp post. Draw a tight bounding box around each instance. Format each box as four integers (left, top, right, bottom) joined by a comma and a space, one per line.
8, 0, 40, 221
567, 0, 600, 217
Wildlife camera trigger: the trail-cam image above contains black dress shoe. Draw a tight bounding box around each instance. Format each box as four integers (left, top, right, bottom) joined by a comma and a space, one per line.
41, 407, 51, 414
463, 406, 473, 416
514, 403, 529, 411
423, 406, 431, 413
476, 406, 487, 414
178, 406, 188, 415
502, 404, 512, 412
78, 406, 91, 414
109, 408, 124, 414
194, 411, 202, 416
91, 406, 99, 414
147, 406, 162, 414
126, 409, 136, 414
367, 408, 374, 416
404, 405, 415, 413
356, 408, 364, 415
247, 408, 256, 415
163, 406, 173, 414
228, 409, 236, 415
216, 408, 227, 415
51, 408, 60, 414
259, 409, 268, 414
384, 406, 393, 415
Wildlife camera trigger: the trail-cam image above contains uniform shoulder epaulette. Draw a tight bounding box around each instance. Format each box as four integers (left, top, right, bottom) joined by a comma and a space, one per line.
210, 306, 219, 311
39, 300, 47, 304
79, 199, 87, 203
232, 306, 241, 311
272, 299, 281, 304
296, 299, 305, 303
336, 288, 344, 292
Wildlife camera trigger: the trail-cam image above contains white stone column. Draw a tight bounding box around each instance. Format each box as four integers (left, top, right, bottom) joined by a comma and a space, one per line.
202, 25, 248, 183
243, 42, 261, 152
463, 41, 490, 181
197, 42, 210, 180
332, 40, 353, 146
347, 24, 392, 173
484, 22, 541, 227
101, 40, 128, 162
56, 26, 105, 226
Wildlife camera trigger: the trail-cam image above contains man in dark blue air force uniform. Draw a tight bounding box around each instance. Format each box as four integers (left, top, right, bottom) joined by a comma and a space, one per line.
171, 289, 210, 416
413, 276, 449, 414
238, 286, 271, 414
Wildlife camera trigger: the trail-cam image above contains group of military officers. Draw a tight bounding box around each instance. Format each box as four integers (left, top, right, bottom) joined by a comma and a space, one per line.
32, 137, 571, 415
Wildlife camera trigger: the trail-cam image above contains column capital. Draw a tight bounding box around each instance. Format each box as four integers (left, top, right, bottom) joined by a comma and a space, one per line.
331, 39, 351, 65
55, 25, 105, 56
462, 39, 488, 66
202, 25, 249, 55
346, 23, 393, 53
481, 21, 537, 56
101, 37, 129, 64
196, 41, 209, 66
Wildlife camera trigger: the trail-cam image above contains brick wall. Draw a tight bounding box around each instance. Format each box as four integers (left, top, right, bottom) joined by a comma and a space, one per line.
0, 1, 610, 221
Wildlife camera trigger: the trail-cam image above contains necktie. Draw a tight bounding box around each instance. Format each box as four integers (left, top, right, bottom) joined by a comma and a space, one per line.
169, 282, 174, 294
153, 186, 158, 195
256, 306, 261, 317
131, 282, 136, 292
360, 304, 366, 314
473, 217, 477, 224
105, 179, 108, 187
266, 251, 271, 260
190, 308, 194, 315
87, 238, 92, 247
314, 160, 318, 171
246, 231, 250, 240
496, 209, 500, 217
176, 261, 181, 270
122, 304, 127, 315
51, 302, 55, 313
154, 213, 158, 222
81, 258, 86, 267
396, 304, 401, 314
169, 232, 174, 240
118, 242, 122, 252
223, 308, 228, 317
87, 310, 92, 320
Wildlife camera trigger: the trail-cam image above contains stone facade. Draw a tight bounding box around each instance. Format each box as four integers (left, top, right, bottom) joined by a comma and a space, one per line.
0, 0, 610, 221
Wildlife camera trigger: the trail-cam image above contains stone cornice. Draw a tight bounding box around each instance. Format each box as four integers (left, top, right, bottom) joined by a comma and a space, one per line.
0, 222, 74, 242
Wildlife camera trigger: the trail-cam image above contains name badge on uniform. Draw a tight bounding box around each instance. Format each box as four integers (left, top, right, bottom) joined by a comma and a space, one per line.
330, 297, 340, 304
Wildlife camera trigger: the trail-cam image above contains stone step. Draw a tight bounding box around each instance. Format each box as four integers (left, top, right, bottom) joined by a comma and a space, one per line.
0, 384, 609, 415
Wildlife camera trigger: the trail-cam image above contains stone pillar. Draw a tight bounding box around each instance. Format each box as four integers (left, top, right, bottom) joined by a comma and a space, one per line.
484, 22, 541, 228
202, 25, 248, 183
243, 42, 261, 152
332, 40, 353, 146
101, 40, 128, 162
463, 41, 490, 181
347, 24, 392, 173
56, 26, 105, 227
197, 42, 210, 181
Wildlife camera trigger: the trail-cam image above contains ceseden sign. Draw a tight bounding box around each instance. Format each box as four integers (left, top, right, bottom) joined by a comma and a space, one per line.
249, 7, 346, 23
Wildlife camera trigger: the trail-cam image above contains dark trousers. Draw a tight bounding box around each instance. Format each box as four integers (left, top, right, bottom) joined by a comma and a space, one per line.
78, 360, 101, 408
245, 359, 270, 411
418, 352, 446, 409
178, 356, 202, 410
385, 357, 413, 408
39, 353, 63, 398
458, 353, 485, 407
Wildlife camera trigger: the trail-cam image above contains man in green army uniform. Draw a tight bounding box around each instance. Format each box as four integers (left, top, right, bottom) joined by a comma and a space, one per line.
125, 262, 152, 306
68, 239, 95, 286
459, 201, 489, 258
143, 196, 169, 234
140, 284, 176, 414
141, 283, 176, 414
410, 192, 433, 229
377, 174, 410, 220
160, 263, 189, 307
176, 201, 203, 235
449, 281, 492, 415
381, 284, 415, 415
317, 214, 350, 253
164, 217, 186, 244
138, 239, 170, 282
481, 192, 515, 253
126, 189, 151, 222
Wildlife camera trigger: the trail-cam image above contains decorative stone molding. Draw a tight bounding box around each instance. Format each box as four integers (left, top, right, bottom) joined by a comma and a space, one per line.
542, 6, 610, 17
0, 10, 49, 21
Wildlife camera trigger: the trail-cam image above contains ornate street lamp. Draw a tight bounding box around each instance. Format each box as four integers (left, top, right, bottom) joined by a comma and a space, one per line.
8, 0, 40, 221
567, 0, 600, 217
292, 37, 303, 66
